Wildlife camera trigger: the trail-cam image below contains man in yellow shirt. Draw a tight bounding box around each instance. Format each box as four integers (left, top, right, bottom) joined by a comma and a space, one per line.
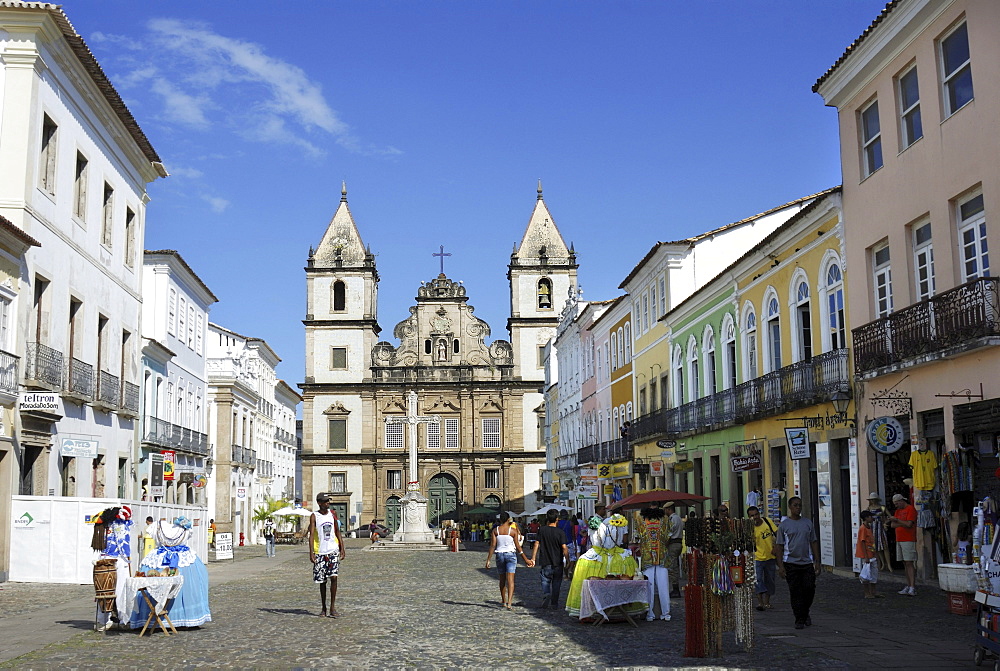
748, 505, 777, 611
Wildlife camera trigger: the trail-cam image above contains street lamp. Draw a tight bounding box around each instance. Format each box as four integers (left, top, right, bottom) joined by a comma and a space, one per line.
830, 389, 851, 415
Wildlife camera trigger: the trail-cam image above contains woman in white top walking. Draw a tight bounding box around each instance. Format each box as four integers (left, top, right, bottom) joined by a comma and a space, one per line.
485, 512, 532, 609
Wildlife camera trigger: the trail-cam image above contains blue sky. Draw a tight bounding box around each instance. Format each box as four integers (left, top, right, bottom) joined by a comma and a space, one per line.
66, 0, 888, 389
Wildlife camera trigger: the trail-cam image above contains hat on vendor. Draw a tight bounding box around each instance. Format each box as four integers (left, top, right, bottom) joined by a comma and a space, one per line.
117, 505, 132, 521
663, 501, 676, 509
892, 493, 906, 503
866, 492, 881, 502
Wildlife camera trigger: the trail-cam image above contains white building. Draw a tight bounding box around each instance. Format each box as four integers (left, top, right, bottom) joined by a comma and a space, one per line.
273, 380, 301, 504
0, 3, 165, 508
139, 250, 217, 506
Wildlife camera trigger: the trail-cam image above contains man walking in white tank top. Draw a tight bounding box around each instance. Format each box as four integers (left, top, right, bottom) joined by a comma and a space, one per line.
308, 493, 346, 617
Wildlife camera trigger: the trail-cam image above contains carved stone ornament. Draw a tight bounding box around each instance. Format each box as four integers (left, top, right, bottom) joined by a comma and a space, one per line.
431, 308, 452, 333
381, 399, 408, 412
323, 402, 351, 415
417, 274, 467, 299
427, 396, 461, 412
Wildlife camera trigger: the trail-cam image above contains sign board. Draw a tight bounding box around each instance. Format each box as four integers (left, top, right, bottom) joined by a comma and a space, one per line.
784, 427, 811, 460
162, 451, 176, 481
149, 453, 165, 498
815, 441, 834, 566
215, 532, 234, 560
730, 453, 762, 472
577, 474, 599, 499
60, 438, 98, 459
19, 392, 60, 412
603, 484, 614, 495
660, 449, 676, 463
236, 487, 247, 500
193, 473, 208, 488
597, 464, 612, 479
178, 472, 195, 484
674, 460, 694, 474
12, 511, 35, 529
656, 439, 677, 449
650, 460, 664, 477
866, 416, 905, 454
579, 467, 597, 478
610, 462, 632, 478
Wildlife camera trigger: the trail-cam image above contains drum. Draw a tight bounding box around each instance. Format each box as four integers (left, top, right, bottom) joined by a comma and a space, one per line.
93, 559, 118, 613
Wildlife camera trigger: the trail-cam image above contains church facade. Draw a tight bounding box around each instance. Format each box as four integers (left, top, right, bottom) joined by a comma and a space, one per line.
299, 184, 576, 529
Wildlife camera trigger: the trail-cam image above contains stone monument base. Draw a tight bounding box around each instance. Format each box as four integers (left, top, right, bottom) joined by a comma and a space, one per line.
367, 490, 450, 551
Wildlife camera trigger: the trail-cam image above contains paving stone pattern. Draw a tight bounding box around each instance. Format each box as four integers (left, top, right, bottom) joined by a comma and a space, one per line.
0, 540, 979, 669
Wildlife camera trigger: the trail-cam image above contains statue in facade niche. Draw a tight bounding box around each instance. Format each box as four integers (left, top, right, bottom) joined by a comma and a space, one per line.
437, 339, 448, 362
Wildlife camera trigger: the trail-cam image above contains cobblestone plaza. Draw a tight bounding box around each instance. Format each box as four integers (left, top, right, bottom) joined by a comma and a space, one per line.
0, 539, 974, 669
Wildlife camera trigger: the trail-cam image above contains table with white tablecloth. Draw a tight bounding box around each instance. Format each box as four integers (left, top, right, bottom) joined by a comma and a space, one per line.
579, 578, 649, 626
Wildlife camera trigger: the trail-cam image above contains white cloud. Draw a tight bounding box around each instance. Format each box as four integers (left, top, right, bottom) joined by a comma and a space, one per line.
201, 195, 230, 213
165, 165, 204, 179
150, 77, 212, 129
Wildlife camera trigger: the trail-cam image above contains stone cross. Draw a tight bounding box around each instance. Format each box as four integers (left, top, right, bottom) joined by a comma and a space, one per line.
432, 245, 451, 275
384, 391, 439, 487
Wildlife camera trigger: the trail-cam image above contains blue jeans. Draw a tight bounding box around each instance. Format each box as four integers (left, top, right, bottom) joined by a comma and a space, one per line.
495, 551, 517, 576
265, 536, 276, 557
540, 564, 564, 607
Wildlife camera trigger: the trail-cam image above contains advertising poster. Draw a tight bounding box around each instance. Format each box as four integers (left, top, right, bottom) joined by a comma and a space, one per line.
215, 532, 234, 560
162, 450, 176, 481
784, 426, 811, 460
815, 441, 834, 566
149, 453, 165, 498
60, 438, 98, 459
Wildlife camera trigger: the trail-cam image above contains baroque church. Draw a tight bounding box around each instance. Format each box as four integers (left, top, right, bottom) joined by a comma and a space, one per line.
299, 183, 577, 530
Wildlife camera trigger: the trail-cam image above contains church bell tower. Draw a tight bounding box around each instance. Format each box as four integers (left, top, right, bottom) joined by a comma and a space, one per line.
508, 181, 578, 381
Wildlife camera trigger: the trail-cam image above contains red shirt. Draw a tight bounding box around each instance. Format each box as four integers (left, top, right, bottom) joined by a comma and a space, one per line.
893, 504, 917, 542
855, 525, 875, 559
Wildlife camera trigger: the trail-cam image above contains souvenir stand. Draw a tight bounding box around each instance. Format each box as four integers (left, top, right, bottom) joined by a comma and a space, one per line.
682, 517, 756, 658
971, 497, 1000, 666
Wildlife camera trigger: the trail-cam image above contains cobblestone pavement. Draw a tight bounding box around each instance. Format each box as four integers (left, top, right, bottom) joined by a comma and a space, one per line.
0, 540, 979, 669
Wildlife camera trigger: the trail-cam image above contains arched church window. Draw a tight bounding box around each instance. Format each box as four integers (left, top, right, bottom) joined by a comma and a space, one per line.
453, 339, 460, 354
425, 339, 432, 355
332, 280, 346, 312
537, 278, 552, 309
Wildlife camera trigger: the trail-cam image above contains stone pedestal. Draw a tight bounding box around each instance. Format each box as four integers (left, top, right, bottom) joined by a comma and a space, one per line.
392, 490, 436, 544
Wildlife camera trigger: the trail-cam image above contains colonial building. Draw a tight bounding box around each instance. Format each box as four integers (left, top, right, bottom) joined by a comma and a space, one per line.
299, 184, 570, 529
139, 250, 217, 506
814, 0, 1000, 577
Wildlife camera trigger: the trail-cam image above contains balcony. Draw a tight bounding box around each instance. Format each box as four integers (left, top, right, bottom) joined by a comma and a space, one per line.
24, 342, 63, 390
275, 427, 296, 445
121, 381, 140, 417
0, 348, 19, 397
578, 438, 632, 465
231, 444, 257, 468
629, 348, 851, 442
64, 357, 95, 402
142, 416, 210, 455
853, 277, 1000, 375
93, 370, 120, 412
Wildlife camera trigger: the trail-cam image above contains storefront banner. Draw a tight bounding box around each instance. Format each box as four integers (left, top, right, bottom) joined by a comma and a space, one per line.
610, 462, 632, 478
674, 460, 694, 474
579, 467, 597, 479
784, 427, 811, 460
597, 464, 612, 479
19, 391, 60, 412
650, 460, 664, 476
865, 416, 905, 454
730, 454, 762, 472
60, 438, 98, 458
815, 442, 834, 566
603, 484, 614, 495
575, 482, 599, 499
849, 438, 862, 573
149, 453, 165, 498
162, 450, 176, 481
660, 449, 677, 464
656, 439, 677, 449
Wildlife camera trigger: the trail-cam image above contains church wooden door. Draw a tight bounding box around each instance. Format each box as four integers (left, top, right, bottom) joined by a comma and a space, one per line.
385, 496, 401, 531
428, 474, 457, 526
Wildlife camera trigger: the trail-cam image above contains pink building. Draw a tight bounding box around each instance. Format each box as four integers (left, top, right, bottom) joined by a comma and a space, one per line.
815, 0, 1000, 577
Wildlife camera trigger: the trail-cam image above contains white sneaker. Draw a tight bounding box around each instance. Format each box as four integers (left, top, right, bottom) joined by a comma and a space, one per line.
897, 586, 910, 595
906, 587, 916, 596
661, 614, 671, 621
646, 616, 655, 622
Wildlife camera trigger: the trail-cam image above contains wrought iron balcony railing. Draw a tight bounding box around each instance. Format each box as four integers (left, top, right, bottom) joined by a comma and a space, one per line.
25, 342, 63, 389
122, 381, 140, 414
629, 348, 850, 442
0, 348, 19, 395
96, 370, 120, 408
577, 438, 632, 465
231, 444, 257, 467
142, 416, 209, 455
853, 277, 1000, 374
66, 357, 95, 400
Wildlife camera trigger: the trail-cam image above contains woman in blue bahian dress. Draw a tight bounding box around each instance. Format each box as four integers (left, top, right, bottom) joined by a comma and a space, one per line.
131, 517, 211, 628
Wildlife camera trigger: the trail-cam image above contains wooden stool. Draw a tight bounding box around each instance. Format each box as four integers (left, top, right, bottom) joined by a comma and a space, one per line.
138, 587, 178, 636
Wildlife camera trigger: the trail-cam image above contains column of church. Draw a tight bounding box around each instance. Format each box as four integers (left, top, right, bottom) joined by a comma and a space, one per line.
213, 390, 235, 534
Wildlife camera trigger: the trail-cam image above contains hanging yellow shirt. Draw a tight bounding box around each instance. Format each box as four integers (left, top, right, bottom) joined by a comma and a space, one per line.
909, 449, 938, 491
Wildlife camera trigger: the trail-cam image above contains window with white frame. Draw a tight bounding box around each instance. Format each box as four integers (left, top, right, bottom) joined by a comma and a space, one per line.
642, 293, 649, 333
329, 472, 347, 493
650, 283, 657, 321
744, 309, 758, 379
39, 115, 57, 194
766, 297, 782, 372
897, 66, 922, 148
827, 263, 846, 350
426, 420, 441, 449
795, 281, 812, 362
178, 297, 186, 342
872, 244, 894, 318
940, 21, 973, 117
124, 208, 136, 268
484, 469, 500, 489
101, 183, 114, 248
195, 314, 204, 354
687, 337, 700, 402
387, 469, 402, 490
860, 99, 883, 177
0, 294, 10, 352
610, 332, 618, 370
624, 323, 631, 363
73, 153, 88, 220
187, 305, 195, 349
330, 347, 348, 370
724, 316, 737, 390
659, 277, 666, 315
672, 346, 684, 406
445, 417, 459, 449
704, 328, 717, 395
912, 222, 935, 300
167, 288, 176, 335
625, 402, 632, 422
385, 420, 404, 450
958, 193, 989, 280
482, 417, 501, 449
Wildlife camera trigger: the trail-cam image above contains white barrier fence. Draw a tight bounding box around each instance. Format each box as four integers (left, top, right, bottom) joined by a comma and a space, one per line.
9, 496, 208, 583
